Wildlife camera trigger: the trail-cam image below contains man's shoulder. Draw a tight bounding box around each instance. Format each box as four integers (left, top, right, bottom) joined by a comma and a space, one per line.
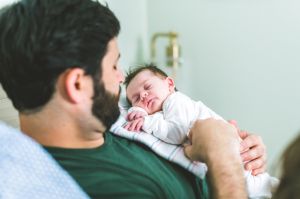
0, 121, 89, 198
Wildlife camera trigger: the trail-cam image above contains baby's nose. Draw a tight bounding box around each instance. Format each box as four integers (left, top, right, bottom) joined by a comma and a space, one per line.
140, 91, 148, 100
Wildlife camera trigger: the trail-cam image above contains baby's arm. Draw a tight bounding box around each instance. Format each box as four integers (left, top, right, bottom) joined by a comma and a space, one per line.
142, 113, 188, 144
126, 106, 148, 121
124, 117, 144, 132
124, 106, 188, 144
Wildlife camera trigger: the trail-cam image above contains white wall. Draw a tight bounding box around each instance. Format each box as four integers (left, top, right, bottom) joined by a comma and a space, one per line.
101, 0, 149, 70
0, 86, 19, 127
147, 0, 300, 170
0, 0, 20, 127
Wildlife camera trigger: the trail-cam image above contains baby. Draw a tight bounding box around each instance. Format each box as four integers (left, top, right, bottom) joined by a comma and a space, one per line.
124, 64, 278, 199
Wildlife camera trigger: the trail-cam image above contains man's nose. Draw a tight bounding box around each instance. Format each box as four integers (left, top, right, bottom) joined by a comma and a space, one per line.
117, 68, 125, 83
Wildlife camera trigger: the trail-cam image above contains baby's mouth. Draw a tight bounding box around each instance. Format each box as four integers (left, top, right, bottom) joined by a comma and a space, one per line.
146, 98, 154, 108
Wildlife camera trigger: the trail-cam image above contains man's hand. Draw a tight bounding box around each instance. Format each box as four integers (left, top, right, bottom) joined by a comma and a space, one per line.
184, 119, 241, 163
239, 131, 266, 175
126, 110, 147, 121
184, 119, 247, 198
124, 118, 144, 132
228, 120, 267, 175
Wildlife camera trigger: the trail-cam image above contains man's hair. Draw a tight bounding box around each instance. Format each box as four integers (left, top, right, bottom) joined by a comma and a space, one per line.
124, 64, 169, 88
273, 133, 300, 199
0, 0, 120, 112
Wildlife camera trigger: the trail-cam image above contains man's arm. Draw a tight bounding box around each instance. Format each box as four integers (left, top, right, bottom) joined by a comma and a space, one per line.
184, 119, 247, 199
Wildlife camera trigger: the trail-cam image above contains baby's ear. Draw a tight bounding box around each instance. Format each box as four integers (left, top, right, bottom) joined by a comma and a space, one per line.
166, 77, 175, 92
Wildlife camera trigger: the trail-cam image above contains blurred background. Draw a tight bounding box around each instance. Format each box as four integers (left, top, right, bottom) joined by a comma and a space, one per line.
1, 0, 300, 174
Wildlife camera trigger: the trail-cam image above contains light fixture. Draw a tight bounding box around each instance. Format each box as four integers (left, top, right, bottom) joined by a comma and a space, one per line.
150, 31, 181, 69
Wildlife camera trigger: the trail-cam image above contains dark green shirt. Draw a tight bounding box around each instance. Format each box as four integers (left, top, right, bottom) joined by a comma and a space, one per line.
45, 132, 209, 199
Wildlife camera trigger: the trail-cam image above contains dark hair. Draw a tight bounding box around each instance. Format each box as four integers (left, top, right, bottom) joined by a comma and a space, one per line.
273, 133, 300, 199
124, 64, 169, 88
0, 0, 120, 113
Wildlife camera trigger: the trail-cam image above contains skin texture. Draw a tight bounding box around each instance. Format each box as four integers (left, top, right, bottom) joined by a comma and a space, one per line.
185, 119, 247, 199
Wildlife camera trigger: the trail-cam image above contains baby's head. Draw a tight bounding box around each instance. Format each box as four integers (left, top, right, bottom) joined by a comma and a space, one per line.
124, 65, 175, 114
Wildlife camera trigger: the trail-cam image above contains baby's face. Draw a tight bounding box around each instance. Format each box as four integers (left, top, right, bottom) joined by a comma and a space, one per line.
126, 70, 175, 114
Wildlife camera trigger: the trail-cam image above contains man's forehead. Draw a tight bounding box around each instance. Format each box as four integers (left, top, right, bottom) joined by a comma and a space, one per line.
106, 37, 119, 56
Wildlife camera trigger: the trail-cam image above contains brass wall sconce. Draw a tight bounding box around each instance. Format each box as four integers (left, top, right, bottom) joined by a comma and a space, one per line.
151, 32, 181, 69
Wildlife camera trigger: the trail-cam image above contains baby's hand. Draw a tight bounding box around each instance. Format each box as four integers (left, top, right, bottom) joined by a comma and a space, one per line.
126, 110, 147, 121
124, 118, 144, 132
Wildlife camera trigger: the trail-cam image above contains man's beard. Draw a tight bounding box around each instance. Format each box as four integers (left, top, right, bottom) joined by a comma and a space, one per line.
91, 81, 120, 131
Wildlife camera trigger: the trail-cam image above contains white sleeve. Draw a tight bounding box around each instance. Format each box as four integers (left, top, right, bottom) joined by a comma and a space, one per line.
142, 94, 192, 145
142, 112, 188, 144
127, 106, 148, 116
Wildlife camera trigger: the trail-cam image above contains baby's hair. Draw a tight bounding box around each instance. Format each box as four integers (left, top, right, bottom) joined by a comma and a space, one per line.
124, 63, 168, 88
124, 64, 174, 106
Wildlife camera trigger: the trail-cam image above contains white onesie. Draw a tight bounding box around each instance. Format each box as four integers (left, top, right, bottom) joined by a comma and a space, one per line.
129, 91, 223, 144
128, 91, 278, 199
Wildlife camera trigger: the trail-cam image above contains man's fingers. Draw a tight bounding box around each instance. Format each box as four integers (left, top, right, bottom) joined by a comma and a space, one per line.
240, 134, 263, 152
243, 154, 266, 171
239, 133, 267, 173
241, 146, 264, 162
251, 165, 266, 176
184, 144, 193, 160
244, 157, 266, 175
228, 120, 240, 131
238, 130, 249, 140
228, 120, 238, 127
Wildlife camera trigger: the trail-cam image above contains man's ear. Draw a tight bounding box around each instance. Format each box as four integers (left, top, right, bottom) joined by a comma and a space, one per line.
64, 68, 91, 103
166, 77, 175, 92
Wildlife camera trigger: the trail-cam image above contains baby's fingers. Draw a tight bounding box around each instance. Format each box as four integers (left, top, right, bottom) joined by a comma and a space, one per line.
124, 123, 130, 130
126, 112, 136, 121
135, 120, 143, 131
125, 120, 139, 132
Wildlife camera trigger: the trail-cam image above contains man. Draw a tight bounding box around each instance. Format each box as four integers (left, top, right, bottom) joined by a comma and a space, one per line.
272, 132, 300, 199
0, 0, 266, 198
